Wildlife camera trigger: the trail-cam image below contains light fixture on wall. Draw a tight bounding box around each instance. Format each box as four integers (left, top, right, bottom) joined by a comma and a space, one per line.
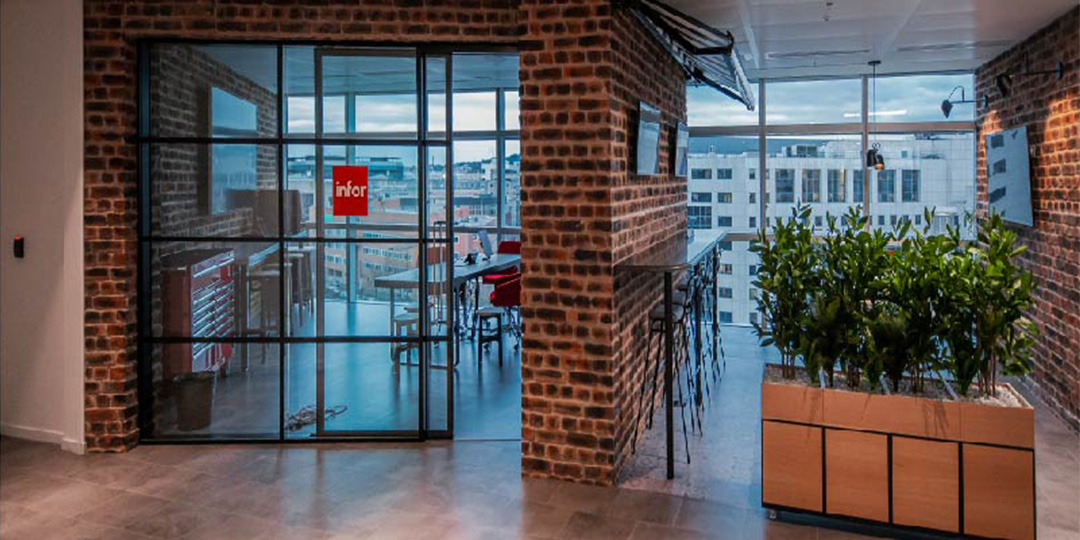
996, 60, 1067, 99
866, 60, 885, 171
940, 86, 974, 118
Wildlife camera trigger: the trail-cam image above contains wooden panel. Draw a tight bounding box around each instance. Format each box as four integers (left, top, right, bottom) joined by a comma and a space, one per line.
762, 420, 822, 512
762, 382, 823, 424
825, 430, 888, 522
960, 395, 1034, 449
963, 444, 1035, 540
824, 390, 960, 440
892, 436, 960, 533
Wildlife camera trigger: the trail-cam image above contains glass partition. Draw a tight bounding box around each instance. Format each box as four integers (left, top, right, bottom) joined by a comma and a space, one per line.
138, 43, 518, 442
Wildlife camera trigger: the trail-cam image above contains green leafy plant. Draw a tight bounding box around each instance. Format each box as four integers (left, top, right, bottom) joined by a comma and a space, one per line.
751, 204, 817, 381
940, 212, 1038, 396
752, 205, 1037, 399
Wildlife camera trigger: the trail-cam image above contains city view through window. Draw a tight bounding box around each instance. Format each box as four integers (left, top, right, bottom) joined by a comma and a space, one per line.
687, 74, 976, 326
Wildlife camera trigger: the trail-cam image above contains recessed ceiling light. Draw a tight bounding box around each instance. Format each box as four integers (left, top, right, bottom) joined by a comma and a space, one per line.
766, 48, 871, 59
896, 40, 1011, 53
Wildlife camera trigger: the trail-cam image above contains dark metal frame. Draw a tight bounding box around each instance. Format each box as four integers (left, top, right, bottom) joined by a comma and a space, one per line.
761, 416, 1038, 540
135, 40, 517, 444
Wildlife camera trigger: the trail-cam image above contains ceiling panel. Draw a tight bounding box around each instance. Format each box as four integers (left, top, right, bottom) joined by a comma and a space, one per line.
664, 0, 1077, 80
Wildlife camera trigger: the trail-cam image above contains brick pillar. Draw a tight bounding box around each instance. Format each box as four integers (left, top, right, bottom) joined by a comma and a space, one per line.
518, 0, 686, 484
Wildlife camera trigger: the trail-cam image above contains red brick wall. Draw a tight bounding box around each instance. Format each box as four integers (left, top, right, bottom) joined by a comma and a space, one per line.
608, 10, 686, 475
518, 0, 685, 484
83, 0, 520, 452
974, 6, 1079, 431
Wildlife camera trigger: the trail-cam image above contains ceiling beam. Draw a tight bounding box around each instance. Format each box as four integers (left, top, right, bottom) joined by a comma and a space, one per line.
734, 0, 762, 71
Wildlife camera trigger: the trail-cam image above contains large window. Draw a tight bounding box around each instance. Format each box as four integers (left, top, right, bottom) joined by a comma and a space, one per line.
902, 169, 921, 202
801, 169, 821, 203
827, 169, 846, 203
687, 73, 975, 326
878, 170, 897, 203
689, 206, 712, 229
776, 169, 795, 203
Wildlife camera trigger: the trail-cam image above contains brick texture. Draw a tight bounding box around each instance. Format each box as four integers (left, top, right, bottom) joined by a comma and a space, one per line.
974, 6, 1079, 431
83, 0, 688, 469
518, 0, 686, 484
83, 0, 520, 452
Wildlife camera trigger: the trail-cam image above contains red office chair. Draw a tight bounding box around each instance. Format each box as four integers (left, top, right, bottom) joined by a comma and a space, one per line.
489, 275, 522, 346
481, 240, 522, 285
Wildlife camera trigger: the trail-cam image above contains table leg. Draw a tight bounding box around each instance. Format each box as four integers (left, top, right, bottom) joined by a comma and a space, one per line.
664, 272, 674, 480
389, 288, 395, 335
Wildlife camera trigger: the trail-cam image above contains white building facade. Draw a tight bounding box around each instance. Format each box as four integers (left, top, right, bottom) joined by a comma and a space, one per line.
688, 135, 975, 326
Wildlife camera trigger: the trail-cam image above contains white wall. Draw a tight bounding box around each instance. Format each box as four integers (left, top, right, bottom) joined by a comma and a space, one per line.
0, 0, 85, 453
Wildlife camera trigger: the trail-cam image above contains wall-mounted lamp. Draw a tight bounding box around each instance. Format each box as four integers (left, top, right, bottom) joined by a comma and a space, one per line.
996, 61, 1067, 99
940, 86, 974, 118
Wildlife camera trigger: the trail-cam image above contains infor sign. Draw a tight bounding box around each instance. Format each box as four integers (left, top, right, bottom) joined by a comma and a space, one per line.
332, 166, 369, 216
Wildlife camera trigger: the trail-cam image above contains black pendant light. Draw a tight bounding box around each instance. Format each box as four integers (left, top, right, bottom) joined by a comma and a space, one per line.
866, 60, 885, 171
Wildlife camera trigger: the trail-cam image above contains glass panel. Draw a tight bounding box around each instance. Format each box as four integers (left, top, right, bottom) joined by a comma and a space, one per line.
323, 342, 421, 433
148, 343, 279, 438
426, 56, 448, 139
283, 144, 317, 238
355, 94, 417, 136
284, 46, 315, 136
321, 52, 417, 139
322, 145, 420, 237
687, 85, 757, 126
504, 89, 520, 131
503, 139, 521, 228
149, 44, 278, 138
149, 241, 279, 339
876, 73, 976, 122
452, 52, 517, 132
289, 241, 420, 339
284, 340, 316, 439
426, 145, 449, 229
453, 91, 497, 132
150, 144, 279, 238
322, 95, 347, 134
453, 140, 498, 235
766, 135, 865, 233
766, 78, 862, 125
688, 135, 760, 326
868, 133, 975, 237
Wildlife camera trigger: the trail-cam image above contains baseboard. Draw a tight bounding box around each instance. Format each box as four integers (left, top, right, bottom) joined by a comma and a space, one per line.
0, 422, 85, 455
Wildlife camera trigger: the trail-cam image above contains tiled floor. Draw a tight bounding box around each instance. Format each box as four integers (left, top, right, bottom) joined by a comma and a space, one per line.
620, 327, 1080, 540
2, 326, 1077, 540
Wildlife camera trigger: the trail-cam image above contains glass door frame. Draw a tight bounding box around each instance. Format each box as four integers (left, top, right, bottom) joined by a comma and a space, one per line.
136, 40, 516, 444
308, 47, 453, 440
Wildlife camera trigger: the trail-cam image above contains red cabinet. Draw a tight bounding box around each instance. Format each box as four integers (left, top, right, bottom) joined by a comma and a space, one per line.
160, 249, 236, 379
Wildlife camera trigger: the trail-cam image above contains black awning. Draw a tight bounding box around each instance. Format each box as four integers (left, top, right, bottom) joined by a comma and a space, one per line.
622, 0, 755, 110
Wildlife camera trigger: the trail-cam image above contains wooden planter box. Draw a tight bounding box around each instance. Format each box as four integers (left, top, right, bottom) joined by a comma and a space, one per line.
761, 366, 1036, 540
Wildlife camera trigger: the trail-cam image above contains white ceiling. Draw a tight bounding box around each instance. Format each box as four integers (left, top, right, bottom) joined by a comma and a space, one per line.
665, 0, 1078, 80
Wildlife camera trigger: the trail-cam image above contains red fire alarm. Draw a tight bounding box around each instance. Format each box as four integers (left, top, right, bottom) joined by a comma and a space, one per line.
13, 236, 24, 258
332, 166, 369, 217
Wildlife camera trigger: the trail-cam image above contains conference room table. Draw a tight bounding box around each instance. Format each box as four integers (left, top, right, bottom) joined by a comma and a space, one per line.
373, 253, 521, 363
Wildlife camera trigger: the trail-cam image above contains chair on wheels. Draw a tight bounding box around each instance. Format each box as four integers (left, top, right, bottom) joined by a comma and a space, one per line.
481, 240, 521, 286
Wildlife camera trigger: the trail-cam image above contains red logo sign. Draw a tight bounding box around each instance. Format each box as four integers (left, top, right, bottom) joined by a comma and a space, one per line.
332, 166, 368, 217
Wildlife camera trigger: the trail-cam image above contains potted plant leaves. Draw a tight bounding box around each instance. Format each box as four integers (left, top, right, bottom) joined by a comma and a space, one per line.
755, 206, 1038, 540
